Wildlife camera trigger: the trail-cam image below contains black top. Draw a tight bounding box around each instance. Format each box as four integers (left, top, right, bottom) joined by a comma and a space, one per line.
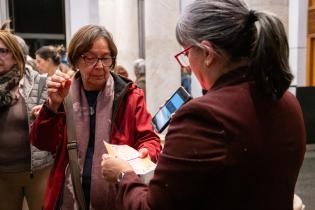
82, 90, 99, 207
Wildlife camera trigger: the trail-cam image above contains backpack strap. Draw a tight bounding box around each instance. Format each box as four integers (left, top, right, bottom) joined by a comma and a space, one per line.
63, 93, 87, 210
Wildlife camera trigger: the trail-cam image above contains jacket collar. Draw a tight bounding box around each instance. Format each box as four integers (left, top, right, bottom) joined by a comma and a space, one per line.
211, 66, 252, 91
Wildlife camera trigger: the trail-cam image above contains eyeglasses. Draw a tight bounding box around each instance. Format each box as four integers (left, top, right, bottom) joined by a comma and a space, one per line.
0, 47, 10, 58
174, 46, 192, 68
81, 55, 115, 67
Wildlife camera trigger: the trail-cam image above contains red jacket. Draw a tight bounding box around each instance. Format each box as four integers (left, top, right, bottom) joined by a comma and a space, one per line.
30, 73, 161, 210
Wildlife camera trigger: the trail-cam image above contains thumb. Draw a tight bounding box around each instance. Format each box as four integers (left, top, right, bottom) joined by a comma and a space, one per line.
138, 148, 149, 159
64, 79, 72, 89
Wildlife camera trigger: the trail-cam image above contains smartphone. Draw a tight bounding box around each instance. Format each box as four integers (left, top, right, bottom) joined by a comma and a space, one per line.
152, 86, 192, 133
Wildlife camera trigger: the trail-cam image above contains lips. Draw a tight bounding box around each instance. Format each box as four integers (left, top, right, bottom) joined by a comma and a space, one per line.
89, 75, 105, 80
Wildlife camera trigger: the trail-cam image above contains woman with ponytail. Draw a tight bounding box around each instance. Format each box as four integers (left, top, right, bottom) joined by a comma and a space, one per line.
101, 1, 306, 210
35, 45, 64, 76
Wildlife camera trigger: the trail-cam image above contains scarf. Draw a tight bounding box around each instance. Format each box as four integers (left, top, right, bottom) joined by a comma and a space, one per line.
0, 65, 21, 107
61, 73, 117, 210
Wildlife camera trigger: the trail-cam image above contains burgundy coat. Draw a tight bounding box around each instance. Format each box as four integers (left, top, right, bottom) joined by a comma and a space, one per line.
117, 68, 306, 210
30, 73, 161, 210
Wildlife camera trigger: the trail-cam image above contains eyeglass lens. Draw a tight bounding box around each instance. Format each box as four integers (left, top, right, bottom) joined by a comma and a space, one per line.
83, 56, 113, 67
0, 48, 9, 57
178, 54, 190, 67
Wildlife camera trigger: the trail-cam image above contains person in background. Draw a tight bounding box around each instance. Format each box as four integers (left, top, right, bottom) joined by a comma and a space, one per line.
180, 66, 192, 94
0, 22, 52, 210
59, 62, 76, 78
101, 0, 306, 210
133, 58, 146, 95
35, 45, 63, 76
30, 24, 161, 210
113, 64, 129, 78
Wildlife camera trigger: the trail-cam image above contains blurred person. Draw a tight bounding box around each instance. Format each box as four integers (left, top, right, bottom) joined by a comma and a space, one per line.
101, 0, 306, 210
58, 46, 76, 78
133, 58, 146, 95
15, 35, 48, 118
30, 24, 161, 210
113, 64, 129, 78
60, 63, 76, 78
14, 35, 37, 71
180, 66, 192, 94
0, 22, 52, 210
35, 45, 63, 76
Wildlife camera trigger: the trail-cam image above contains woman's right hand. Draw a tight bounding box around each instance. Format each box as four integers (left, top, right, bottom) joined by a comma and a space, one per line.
47, 70, 72, 112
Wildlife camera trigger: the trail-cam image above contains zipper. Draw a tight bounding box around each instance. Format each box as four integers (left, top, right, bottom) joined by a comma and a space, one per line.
109, 84, 131, 141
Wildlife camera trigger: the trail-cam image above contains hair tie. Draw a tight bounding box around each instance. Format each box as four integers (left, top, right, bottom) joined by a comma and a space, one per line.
247, 10, 258, 26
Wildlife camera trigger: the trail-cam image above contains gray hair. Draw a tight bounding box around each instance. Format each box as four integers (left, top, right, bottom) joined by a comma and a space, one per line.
176, 0, 292, 99
134, 58, 145, 75
14, 35, 29, 57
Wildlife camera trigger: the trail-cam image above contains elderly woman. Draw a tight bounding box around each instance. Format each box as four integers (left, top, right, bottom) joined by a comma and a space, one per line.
0, 23, 52, 210
30, 25, 161, 209
101, 0, 306, 210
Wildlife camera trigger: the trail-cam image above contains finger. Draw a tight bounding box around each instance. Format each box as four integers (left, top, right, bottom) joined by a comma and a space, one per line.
102, 154, 110, 160
138, 148, 149, 158
50, 73, 69, 84
55, 69, 70, 80
63, 79, 72, 89
47, 80, 62, 88
47, 88, 59, 93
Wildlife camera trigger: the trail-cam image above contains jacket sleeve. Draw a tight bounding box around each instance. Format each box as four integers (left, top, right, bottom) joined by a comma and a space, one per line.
118, 101, 228, 210
29, 103, 66, 153
132, 90, 162, 162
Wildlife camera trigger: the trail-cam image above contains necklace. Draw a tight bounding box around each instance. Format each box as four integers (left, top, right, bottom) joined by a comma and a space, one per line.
89, 105, 95, 116
85, 90, 99, 116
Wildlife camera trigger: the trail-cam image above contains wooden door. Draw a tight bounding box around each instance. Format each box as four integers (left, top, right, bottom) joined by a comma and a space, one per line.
307, 0, 315, 85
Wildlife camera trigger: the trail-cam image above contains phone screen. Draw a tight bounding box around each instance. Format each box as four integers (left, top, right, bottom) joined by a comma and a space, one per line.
152, 87, 191, 133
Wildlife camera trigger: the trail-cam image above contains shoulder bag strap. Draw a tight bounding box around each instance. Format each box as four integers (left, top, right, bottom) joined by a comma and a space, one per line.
63, 93, 87, 210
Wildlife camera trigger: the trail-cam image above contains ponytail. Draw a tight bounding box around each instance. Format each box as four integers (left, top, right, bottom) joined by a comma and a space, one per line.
35, 45, 63, 66
250, 11, 293, 99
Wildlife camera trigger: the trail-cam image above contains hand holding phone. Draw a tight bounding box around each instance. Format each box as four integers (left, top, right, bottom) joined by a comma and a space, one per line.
152, 86, 191, 133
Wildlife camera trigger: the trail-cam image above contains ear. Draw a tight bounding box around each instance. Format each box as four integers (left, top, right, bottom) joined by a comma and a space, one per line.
201, 40, 215, 67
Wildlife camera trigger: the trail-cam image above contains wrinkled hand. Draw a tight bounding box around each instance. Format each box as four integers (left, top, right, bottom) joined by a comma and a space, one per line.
31, 104, 42, 118
47, 70, 71, 112
101, 154, 133, 183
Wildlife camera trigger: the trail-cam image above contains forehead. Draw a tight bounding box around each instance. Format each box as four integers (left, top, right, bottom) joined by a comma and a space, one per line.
0, 39, 7, 48
86, 38, 110, 55
35, 55, 45, 60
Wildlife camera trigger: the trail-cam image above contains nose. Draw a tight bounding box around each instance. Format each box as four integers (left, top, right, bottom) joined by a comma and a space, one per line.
94, 58, 104, 68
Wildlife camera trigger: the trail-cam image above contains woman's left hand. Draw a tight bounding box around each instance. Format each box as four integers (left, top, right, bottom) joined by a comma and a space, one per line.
31, 105, 42, 118
101, 154, 134, 183
138, 148, 149, 158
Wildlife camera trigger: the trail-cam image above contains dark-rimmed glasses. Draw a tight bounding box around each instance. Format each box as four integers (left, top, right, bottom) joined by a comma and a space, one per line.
174, 46, 192, 68
81, 55, 115, 67
0, 48, 10, 58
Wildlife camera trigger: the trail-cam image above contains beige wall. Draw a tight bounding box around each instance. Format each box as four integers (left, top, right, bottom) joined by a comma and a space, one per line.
245, 0, 289, 31
145, 0, 181, 113
96, 0, 305, 114
99, 0, 139, 80
98, 0, 180, 114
